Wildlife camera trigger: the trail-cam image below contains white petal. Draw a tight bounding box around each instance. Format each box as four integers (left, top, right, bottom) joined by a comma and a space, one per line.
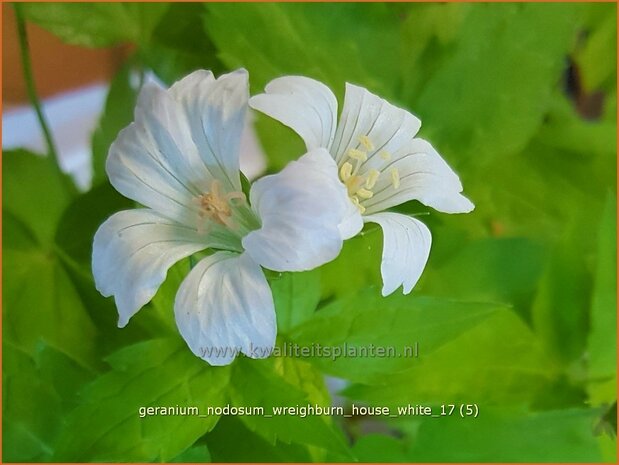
363, 138, 474, 215
106, 70, 250, 226
364, 212, 432, 296
106, 82, 208, 226
243, 148, 357, 271
170, 69, 249, 191
92, 209, 207, 327
249, 76, 338, 151
174, 251, 276, 366
339, 198, 365, 240
331, 83, 421, 165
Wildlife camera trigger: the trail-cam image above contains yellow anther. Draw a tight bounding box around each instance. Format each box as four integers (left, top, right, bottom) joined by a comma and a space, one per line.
340, 162, 353, 181
356, 188, 374, 199
390, 168, 400, 189
380, 150, 391, 161
359, 135, 375, 151
348, 148, 367, 162
195, 180, 244, 229
365, 169, 380, 189
350, 196, 366, 214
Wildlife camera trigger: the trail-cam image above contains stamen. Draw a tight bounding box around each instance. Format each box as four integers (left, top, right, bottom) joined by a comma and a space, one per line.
390, 168, 400, 189
195, 180, 245, 230
350, 195, 366, 214
365, 169, 380, 189
380, 150, 391, 161
359, 135, 375, 151
340, 162, 353, 181
356, 188, 374, 199
348, 148, 367, 162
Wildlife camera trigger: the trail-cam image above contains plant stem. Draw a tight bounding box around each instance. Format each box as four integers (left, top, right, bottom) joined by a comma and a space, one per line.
14, 4, 76, 193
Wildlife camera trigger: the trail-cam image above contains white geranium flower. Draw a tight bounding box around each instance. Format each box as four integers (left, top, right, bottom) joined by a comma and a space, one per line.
250, 77, 474, 296
92, 69, 350, 365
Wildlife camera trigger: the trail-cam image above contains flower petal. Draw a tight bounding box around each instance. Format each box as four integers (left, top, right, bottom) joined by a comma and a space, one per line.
106, 70, 250, 226
249, 76, 338, 151
364, 212, 432, 296
331, 83, 421, 165
174, 251, 276, 365
339, 198, 365, 240
170, 69, 249, 191
92, 209, 207, 328
106, 82, 207, 226
363, 138, 474, 215
243, 148, 358, 271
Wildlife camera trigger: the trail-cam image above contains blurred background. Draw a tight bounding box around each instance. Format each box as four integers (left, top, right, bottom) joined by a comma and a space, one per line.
3, 2, 617, 463
3, 6, 127, 187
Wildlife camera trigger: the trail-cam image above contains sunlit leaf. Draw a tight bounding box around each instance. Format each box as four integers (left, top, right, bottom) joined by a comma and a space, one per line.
21, 3, 169, 48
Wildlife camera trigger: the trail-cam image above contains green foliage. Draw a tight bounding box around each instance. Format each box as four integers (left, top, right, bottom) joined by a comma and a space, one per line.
204, 3, 401, 97
91, 66, 138, 186
3, 150, 71, 244
408, 408, 603, 462
20, 2, 169, 48
289, 291, 504, 383
271, 270, 321, 333
229, 358, 349, 456
344, 308, 555, 406
140, 3, 223, 85
574, 4, 617, 93
206, 417, 315, 462
422, 237, 546, 316
587, 195, 617, 414
3, 151, 97, 368
52, 339, 229, 461
3, 344, 94, 462
414, 3, 582, 166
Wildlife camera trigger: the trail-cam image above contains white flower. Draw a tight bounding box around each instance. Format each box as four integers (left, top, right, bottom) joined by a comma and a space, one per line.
92, 69, 351, 365
250, 77, 474, 296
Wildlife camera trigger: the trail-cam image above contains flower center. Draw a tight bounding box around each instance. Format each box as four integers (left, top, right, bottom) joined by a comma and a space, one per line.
193, 180, 247, 232
338, 135, 400, 214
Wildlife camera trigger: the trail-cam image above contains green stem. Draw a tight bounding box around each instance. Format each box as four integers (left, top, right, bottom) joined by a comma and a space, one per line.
14, 4, 76, 194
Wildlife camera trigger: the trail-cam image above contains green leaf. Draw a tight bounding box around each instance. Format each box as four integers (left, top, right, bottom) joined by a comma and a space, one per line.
229, 358, 349, 456
574, 4, 617, 92
532, 214, 595, 365
21, 2, 169, 48
3, 150, 71, 245
3, 219, 99, 369
3, 344, 61, 462
271, 270, 321, 333
170, 445, 211, 463
408, 408, 602, 462
349, 434, 409, 463
205, 3, 400, 96
588, 194, 617, 379
205, 3, 403, 170
3, 343, 95, 462
206, 417, 314, 462
344, 308, 555, 406
319, 230, 382, 299
422, 237, 546, 315
140, 3, 223, 85
91, 65, 138, 186
55, 182, 133, 265
289, 290, 504, 382
53, 339, 229, 462
398, 3, 469, 103
537, 92, 617, 158
415, 3, 582, 166
252, 112, 306, 172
